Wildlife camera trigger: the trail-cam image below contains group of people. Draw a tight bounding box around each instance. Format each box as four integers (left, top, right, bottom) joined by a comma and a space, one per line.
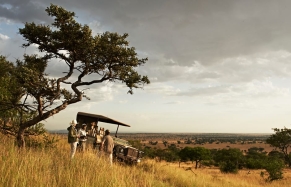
67, 119, 114, 166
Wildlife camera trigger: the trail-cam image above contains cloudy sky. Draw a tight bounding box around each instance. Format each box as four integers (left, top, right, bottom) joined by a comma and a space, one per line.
1, 0, 291, 133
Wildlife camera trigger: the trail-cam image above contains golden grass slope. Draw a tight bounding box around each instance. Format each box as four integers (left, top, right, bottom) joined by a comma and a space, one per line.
0, 133, 291, 187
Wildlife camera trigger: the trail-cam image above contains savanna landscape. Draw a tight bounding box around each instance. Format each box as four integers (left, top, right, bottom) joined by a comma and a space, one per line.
2, 2, 291, 187
1, 131, 291, 187
119, 133, 273, 151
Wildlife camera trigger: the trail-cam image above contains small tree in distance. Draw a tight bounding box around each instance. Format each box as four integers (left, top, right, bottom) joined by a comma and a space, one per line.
214, 148, 245, 173
179, 146, 211, 169
191, 147, 211, 169
1, 4, 150, 147
266, 127, 291, 167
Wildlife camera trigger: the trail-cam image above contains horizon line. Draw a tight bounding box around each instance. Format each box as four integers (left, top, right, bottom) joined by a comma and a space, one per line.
48, 130, 271, 134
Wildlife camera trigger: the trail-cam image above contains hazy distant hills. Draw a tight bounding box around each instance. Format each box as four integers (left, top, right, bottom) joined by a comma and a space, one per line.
48, 130, 271, 136
49, 130, 67, 134
48, 129, 136, 134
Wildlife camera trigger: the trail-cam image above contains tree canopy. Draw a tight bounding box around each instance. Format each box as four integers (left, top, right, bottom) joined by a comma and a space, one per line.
213, 148, 245, 173
0, 56, 23, 135
0, 4, 150, 147
179, 146, 211, 169
266, 127, 291, 166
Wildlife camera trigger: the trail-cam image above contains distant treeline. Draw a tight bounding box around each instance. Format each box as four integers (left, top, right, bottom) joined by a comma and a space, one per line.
119, 133, 270, 143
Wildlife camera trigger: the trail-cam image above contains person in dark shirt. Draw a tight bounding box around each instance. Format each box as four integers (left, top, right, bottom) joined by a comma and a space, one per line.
67, 119, 79, 159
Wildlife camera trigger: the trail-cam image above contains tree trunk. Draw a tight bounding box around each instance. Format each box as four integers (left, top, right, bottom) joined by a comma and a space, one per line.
14, 102, 71, 148
17, 126, 26, 148
195, 161, 198, 169
285, 155, 291, 167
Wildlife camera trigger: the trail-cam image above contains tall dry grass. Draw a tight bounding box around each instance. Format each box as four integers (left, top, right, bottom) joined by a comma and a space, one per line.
0, 133, 291, 187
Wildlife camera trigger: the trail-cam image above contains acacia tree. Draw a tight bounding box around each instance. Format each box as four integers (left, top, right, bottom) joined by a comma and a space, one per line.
7, 4, 149, 147
179, 146, 192, 163
266, 127, 291, 167
179, 146, 211, 169
191, 147, 211, 169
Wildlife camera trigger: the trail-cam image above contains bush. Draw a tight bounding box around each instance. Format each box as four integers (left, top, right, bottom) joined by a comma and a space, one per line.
214, 148, 244, 173
25, 134, 59, 149
201, 160, 215, 167
219, 161, 238, 173
264, 157, 284, 182
245, 158, 265, 169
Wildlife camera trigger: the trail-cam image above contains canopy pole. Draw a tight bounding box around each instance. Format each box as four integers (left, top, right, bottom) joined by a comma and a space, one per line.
115, 125, 119, 138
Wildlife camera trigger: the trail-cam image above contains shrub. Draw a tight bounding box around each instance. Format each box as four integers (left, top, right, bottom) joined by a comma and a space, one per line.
245, 158, 265, 169
264, 157, 284, 182
219, 161, 238, 173
214, 148, 244, 173
25, 134, 59, 149
201, 160, 215, 167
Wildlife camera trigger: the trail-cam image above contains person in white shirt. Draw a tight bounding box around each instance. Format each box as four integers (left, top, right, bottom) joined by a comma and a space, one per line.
100, 129, 114, 166
78, 124, 88, 152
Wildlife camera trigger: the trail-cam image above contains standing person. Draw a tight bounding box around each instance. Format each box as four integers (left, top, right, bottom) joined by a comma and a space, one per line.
100, 129, 114, 166
78, 124, 88, 152
67, 119, 79, 159
88, 122, 97, 137
88, 122, 98, 149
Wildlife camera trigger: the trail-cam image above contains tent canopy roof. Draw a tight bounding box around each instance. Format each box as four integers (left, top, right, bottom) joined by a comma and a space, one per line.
76, 112, 131, 127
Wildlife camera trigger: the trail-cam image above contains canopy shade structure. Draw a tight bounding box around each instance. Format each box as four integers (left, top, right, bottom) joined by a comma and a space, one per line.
76, 112, 131, 127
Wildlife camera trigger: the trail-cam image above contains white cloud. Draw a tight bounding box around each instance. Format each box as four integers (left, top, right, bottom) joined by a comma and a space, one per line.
85, 83, 117, 102
244, 79, 289, 98
143, 50, 291, 85
0, 17, 12, 24
0, 33, 9, 40
133, 114, 151, 121
144, 83, 181, 96
88, 20, 105, 36
118, 100, 128, 104
165, 101, 183, 105
176, 79, 289, 98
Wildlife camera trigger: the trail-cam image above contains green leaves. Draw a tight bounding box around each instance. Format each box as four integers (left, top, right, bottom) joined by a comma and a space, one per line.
0, 56, 23, 114
266, 127, 291, 166
264, 157, 284, 181
214, 148, 245, 173
179, 146, 212, 168
46, 4, 76, 28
